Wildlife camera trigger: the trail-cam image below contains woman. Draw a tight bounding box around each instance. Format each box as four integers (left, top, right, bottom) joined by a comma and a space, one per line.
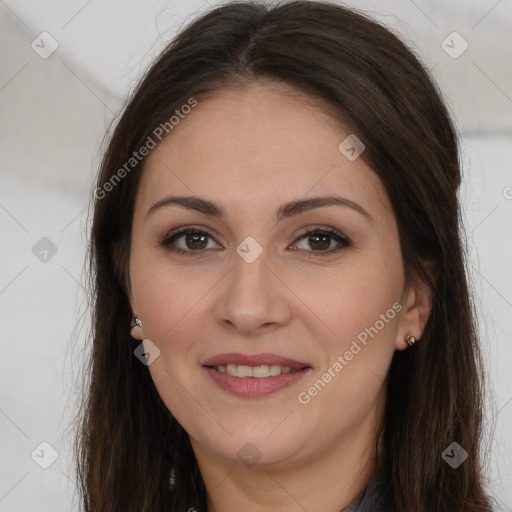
75, 1, 497, 510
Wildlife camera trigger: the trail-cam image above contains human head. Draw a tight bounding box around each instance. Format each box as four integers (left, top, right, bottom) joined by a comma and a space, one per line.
77, 2, 492, 511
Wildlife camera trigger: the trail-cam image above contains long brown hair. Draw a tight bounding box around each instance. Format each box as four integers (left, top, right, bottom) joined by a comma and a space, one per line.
74, 1, 497, 510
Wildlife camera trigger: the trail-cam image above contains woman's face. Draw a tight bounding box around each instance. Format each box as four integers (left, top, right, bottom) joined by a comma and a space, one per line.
128, 82, 423, 470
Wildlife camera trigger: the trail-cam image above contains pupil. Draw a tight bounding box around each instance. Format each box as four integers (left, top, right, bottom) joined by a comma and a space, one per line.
187, 233, 207, 250
310, 234, 330, 250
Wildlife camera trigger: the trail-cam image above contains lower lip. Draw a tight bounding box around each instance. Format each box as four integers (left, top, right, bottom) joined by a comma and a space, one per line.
203, 366, 311, 398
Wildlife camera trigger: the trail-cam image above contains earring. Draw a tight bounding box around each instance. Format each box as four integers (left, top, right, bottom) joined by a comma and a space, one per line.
131, 317, 143, 329
405, 330, 416, 347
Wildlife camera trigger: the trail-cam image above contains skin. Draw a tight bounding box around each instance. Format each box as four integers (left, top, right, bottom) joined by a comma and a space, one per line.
128, 81, 435, 512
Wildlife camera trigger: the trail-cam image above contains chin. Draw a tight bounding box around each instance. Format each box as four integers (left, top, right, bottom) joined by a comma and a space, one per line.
196, 428, 308, 468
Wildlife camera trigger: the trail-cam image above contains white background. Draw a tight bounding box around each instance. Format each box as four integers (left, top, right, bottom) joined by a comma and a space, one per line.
1, 0, 511, 510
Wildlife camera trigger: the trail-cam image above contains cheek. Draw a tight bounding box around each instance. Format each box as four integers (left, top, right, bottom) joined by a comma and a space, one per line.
292, 253, 402, 410
130, 260, 215, 430
293, 257, 402, 348
296, 271, 399, 436
130, 249, 217, 345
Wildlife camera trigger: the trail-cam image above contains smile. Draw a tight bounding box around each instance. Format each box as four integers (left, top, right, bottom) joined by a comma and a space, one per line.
213, 363, 299, 377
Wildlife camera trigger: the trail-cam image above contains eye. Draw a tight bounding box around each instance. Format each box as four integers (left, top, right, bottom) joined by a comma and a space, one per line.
290, 227, 352, 257
158, 225, 352, 258
158, 227, 221, 256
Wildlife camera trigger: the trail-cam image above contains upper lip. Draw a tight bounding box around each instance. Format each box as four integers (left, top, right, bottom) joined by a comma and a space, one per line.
202, 352, 311, 370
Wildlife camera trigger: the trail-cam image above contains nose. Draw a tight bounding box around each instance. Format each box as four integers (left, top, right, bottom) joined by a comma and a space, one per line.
214, 246, 292, 335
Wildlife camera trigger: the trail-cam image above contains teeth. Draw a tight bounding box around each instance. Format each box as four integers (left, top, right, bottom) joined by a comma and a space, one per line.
236, 365, 253, 378
217, 363, 298, 377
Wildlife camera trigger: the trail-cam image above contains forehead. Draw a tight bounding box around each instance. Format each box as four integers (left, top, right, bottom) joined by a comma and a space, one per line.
136, 83, 391, 221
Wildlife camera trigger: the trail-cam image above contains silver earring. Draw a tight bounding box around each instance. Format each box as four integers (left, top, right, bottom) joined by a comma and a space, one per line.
405, 330, 416, 347
131, 317, 143, 329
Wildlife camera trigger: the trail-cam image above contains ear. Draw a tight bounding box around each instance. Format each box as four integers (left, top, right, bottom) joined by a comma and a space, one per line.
395, 258, 438, 351
127, 288, 144, 341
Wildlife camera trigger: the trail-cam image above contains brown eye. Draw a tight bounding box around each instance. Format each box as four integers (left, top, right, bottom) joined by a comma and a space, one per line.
159, 227, 220, 256
292, 228, 352, 257
304, 233, 332, 251
184, 232, 208, 250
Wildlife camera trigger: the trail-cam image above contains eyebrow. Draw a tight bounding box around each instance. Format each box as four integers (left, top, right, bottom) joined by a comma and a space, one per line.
146, 194, 374, 224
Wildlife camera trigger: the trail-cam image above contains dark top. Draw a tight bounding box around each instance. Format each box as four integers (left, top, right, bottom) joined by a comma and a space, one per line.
340, 462, 394, 512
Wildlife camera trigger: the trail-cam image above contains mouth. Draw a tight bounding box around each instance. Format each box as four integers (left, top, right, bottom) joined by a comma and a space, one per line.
201, 352, 311, 374
201, 352, 312, 397
208, 363, 303, 377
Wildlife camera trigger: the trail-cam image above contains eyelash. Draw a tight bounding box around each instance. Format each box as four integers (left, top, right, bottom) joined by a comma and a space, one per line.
158, 225, 352, 258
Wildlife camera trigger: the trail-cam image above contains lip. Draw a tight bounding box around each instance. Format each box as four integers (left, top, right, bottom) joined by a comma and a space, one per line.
203, 366, 311, 397
201, 352, 311, 370
201, 352, 312, 398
